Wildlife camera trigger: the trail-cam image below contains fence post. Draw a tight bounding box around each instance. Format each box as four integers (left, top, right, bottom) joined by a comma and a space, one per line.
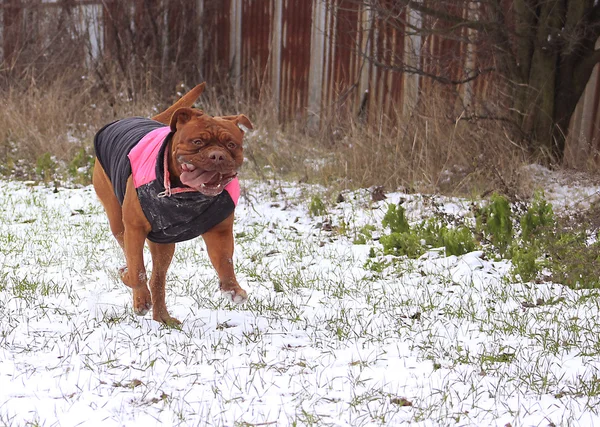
403, 4, 421, 117
308, 0, 327, 127
83, 2, 103, 68
358, 4, 371, 118
197, 0, 204, 78
271, 0, 282, 118
230, 0, 242, 87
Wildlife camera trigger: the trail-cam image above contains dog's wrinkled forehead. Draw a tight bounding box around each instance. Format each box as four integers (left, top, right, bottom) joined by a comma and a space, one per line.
183, 115, 243, 143
193, 122, 234, 142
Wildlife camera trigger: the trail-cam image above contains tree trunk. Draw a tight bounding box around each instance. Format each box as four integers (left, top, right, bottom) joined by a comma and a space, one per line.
358, 0, 600, 164
552, 0, 600, 162
514, 0, 562, 161
511, 0, 600, 163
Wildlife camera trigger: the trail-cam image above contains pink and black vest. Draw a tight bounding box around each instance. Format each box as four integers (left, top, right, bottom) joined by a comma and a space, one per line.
94, 117, 239, 244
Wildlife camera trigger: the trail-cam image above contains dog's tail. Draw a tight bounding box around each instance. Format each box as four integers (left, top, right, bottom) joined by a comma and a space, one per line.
152, 82, 206, 125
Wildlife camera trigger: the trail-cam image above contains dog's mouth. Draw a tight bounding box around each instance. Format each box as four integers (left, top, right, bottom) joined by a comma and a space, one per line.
179, 163, 236, 197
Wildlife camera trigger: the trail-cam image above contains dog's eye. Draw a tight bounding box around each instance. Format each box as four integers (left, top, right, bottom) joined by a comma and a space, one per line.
192, 139, 205, 146
227, 141, 237, 149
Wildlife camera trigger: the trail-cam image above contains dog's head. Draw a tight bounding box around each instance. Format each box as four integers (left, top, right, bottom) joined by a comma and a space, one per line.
169, 107, 253, 197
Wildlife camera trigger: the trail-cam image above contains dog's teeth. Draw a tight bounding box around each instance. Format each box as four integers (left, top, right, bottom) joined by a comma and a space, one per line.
181, 163, 195, 172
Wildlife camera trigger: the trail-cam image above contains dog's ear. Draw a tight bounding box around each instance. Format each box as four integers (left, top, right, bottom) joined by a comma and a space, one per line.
170, 107, 203, 132
220, 114, 254, 132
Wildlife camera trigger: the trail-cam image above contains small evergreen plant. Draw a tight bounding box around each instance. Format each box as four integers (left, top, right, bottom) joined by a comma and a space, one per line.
476, 193, 513, 258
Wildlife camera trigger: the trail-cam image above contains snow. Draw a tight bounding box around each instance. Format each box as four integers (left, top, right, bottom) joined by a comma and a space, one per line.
1, 177, 600, 426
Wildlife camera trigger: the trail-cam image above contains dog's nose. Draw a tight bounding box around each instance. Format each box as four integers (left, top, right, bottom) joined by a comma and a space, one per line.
208, 151, 225, 163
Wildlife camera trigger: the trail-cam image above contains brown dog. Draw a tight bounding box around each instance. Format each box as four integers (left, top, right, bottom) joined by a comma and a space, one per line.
92, 83, 252, 325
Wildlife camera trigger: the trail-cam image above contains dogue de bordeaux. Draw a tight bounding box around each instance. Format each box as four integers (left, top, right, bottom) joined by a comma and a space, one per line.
92, 83, 252, 325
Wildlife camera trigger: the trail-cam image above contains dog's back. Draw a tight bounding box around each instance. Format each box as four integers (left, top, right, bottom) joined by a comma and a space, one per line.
94, 117, 166, 204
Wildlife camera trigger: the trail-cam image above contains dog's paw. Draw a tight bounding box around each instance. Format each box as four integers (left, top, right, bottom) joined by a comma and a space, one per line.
133, 303, 152, 316
132, 287, 152, 316
221, 288, 248, 305
153, 306, 182, 327
154, 314, 182, 328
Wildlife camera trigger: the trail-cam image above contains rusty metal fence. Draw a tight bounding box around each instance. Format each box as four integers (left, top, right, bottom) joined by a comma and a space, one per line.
1, 0, 599, 167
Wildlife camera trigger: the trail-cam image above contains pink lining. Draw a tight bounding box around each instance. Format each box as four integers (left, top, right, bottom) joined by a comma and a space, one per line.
225, 178, 240, 206
128, 125, 240, 206
129, 126, 171, 188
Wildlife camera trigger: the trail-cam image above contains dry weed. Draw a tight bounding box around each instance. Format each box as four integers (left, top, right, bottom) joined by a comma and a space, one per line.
0, 72, 531, 197
244, 95, 530, 197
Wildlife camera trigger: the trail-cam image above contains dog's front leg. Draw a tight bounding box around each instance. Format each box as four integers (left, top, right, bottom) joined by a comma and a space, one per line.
121, 179, 153, 316
202, 213, 248, 304
147, 241, 180, 326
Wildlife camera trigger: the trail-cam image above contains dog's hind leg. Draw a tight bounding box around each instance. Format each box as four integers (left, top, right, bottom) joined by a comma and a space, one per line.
147, 241, 180, 326
92, 161, 125, 249
94, 167, 152, 316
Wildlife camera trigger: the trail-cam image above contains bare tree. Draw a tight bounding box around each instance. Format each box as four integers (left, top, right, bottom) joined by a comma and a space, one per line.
342, 0, 600, 163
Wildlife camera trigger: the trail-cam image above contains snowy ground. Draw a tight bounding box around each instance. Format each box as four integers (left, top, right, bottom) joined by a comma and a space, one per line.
1, 176, 600, 426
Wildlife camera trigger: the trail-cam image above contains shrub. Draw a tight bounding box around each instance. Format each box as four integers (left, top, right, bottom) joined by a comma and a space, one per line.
375, 193, 599, 289
308, 195, 327, 217
440, 226, 477, 256
520, 192, 554, 242
545, 230, 600, 289
379, 203, 478, 258
414, 217, 444, 247
509, 193, 600, 288
510, 192, 555, 281
380, 231, 424, 258
476, 194, 513, 258
353, 224, 376, 245
68, 147, 95, 185
36, 153, 57, 183
511, 246, 540, 282
382, 203, 410, 234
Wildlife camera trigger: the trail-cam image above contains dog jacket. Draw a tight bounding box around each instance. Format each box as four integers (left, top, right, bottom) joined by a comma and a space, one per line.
94, 117, 239, 244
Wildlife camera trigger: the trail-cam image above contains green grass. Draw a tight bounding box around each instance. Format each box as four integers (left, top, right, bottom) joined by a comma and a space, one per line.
0, 180, 600, 426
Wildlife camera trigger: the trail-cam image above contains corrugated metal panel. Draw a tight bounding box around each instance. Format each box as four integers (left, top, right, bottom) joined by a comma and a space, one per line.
418, 0, 470, 108
241, 0, 272, 98
200, 0, 231, 83
2, 0, 600, 166
329, 0, 361, 116
279, 0, 312, 120
101, 0, 120, 60
367, 1, 405, 121
166, 0, 198, 83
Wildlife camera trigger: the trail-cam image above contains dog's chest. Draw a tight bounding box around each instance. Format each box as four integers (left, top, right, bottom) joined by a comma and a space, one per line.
136, 181, 235, 244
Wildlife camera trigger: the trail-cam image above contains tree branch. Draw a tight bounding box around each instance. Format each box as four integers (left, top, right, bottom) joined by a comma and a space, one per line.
358, 47, 495, 85
485, 0, 520, 82
403, 0, 498, 32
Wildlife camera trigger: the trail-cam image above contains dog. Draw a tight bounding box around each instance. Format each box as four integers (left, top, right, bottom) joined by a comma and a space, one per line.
92, 83, 252, 325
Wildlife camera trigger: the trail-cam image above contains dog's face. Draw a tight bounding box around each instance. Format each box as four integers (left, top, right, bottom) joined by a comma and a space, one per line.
169, 107, 252, 197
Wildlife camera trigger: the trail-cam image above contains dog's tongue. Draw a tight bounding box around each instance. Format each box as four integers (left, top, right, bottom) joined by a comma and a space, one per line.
180, 170, 220, 190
